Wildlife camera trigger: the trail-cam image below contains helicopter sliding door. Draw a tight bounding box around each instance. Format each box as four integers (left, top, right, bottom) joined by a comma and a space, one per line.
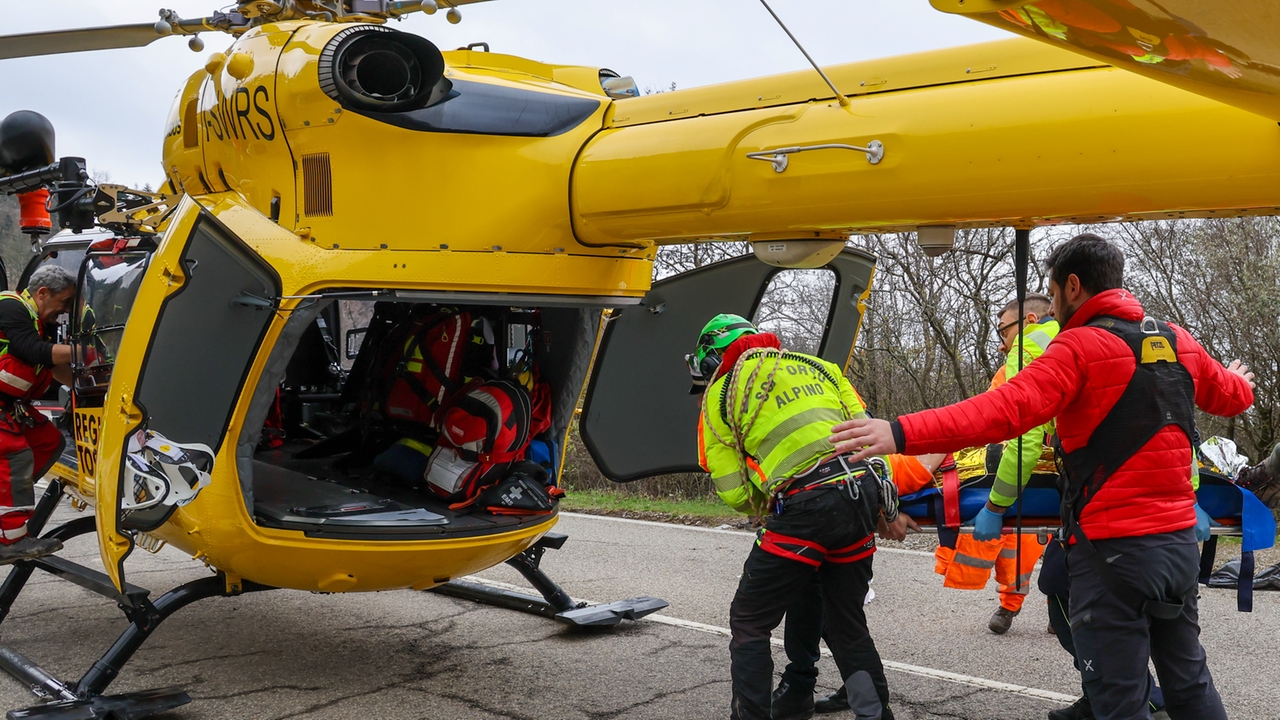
579, 248, 875, 481
93, 197, 280, 591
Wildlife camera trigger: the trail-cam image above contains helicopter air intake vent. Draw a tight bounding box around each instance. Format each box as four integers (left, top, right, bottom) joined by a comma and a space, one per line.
318, 25, 446, 114
302, 153, 333, 217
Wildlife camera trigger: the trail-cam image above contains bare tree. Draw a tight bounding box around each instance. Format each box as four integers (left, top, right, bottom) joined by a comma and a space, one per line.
1118, 218, 1280, 460
847, 228, 1053, 417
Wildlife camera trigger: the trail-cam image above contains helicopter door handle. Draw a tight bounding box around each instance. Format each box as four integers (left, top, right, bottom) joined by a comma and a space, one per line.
746, 140, 885, 173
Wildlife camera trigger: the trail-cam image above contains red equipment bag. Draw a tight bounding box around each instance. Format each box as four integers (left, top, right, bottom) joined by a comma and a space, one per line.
425, 379, 532, 502
383, 310, 470, 425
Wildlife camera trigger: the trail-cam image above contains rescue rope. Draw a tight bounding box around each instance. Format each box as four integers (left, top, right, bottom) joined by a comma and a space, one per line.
701, 348, 856, 515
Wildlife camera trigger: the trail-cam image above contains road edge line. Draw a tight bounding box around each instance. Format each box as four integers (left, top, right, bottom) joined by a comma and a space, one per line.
460, 574, 1074, 705
560, 511, 934, 557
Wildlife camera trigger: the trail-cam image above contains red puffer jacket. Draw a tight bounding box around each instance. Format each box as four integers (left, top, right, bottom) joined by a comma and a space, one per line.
898, 289, 1254, 541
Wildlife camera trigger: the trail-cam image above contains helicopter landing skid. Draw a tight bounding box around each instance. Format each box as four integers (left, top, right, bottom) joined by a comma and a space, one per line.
432, 532, 669, 627
3, 687, 191, 720
0, 480, 274, 720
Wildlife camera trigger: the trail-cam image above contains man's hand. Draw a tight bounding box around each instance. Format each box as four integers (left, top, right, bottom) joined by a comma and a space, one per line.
1227, 359, 1256, 389
972, 505, 1005, 542
829, 418, 896, 461
877, 513, 920, 542
1194, 503, 1212, 542
51, 344, 72, 366
52, 365, 72, 387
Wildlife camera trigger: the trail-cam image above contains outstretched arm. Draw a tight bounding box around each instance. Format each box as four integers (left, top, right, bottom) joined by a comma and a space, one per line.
1173, 324, 1255, 417
832, 338, 1085, 461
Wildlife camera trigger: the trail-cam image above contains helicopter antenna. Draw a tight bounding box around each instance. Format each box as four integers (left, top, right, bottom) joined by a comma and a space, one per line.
756, 0, 850, 108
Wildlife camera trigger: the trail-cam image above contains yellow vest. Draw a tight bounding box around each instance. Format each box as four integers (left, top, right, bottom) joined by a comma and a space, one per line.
699, 348, 867, 513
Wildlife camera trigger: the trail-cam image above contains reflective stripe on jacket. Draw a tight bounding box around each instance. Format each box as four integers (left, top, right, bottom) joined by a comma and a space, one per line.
989, 319, 1060, 507
699, 350, 867, 513
934, 534, 1044, 611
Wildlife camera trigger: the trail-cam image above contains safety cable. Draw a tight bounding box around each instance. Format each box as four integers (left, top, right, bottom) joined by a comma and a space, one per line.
756, 0, 851, 107
1013, 228, 1031, 591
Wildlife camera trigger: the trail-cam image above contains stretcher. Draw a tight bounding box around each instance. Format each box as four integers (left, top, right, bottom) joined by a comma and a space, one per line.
897, 446, 1277, 612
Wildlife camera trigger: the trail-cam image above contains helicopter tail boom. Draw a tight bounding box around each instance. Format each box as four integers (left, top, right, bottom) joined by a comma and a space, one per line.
571, 39, 1280, 246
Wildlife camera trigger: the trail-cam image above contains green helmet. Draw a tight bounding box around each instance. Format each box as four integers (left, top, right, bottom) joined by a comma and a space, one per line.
686, 313, 758, 393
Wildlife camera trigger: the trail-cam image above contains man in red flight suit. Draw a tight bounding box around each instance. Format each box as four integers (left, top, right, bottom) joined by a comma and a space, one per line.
0, 265, 75, 563
827, 234, 1253, 720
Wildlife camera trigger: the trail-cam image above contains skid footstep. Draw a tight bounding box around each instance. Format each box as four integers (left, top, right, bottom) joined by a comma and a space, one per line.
555, 596, 669, 627
8, 687, 190, 720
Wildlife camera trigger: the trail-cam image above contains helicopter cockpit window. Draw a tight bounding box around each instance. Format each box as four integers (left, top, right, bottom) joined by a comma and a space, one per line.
752, 268, 838, 356
22, 248, 86, 288
361, 79, 602, 138
71, 252, 149, 403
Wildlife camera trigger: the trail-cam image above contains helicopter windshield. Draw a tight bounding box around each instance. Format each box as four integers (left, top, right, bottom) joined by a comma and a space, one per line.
72, 251, 149, 397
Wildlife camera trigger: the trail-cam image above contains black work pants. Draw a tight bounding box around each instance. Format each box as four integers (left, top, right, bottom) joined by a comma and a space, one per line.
1068, 528, 1225, 720
1044, 540, 1166, 711
729, 486, 888, 720
780, 577, 823, 695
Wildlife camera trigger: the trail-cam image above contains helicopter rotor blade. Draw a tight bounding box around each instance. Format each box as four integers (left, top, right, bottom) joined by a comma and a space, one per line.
0, 23, 171, 61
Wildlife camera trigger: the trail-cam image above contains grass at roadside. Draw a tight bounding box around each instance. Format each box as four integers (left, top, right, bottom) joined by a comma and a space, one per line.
560, 488, 738, 524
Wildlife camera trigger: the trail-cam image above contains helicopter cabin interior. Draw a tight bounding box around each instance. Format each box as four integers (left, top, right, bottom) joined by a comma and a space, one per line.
238, 295, 602, 541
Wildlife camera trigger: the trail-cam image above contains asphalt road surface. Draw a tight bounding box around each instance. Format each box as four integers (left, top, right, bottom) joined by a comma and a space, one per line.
0, 505, 1275, 720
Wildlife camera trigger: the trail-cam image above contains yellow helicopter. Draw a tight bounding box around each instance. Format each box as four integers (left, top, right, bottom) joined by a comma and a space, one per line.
0, 0, 1277, 717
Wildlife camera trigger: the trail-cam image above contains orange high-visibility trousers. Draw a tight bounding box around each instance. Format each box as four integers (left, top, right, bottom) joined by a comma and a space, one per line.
934, 533, 1044, 611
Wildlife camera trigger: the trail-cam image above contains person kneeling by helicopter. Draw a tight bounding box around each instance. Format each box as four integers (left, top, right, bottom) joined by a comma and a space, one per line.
0, 265, 75, 564
690, 314, 909, 720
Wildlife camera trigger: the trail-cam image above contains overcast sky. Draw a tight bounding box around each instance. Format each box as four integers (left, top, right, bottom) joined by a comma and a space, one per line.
0, 1, 1005, 187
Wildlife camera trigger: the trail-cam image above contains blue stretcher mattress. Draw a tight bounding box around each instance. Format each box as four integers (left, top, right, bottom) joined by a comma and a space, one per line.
899, 472, 1270, 550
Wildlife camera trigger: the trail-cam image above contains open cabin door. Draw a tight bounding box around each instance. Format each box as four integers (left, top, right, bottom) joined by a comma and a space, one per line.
580, 248, 876, 482
91, 197, 280, 591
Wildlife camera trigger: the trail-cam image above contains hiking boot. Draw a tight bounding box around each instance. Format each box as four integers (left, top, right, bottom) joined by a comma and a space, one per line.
988, 606, 1019, 635
1047, 697, 1093, 720
813, 686, 847, 714
0, 536, 62, 566
1235, 444, 1280, 510
771, 680, 815, 720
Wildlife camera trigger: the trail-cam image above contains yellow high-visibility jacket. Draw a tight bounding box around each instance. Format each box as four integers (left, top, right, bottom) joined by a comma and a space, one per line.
990, 319, 1060, 507
698, 349, 867, 513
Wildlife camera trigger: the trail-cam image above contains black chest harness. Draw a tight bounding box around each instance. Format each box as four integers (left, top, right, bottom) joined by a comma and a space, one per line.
1054, 315, 1198, 619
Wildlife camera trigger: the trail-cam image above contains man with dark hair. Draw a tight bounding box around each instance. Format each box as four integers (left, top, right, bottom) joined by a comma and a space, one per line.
828, 233, 1253, 720
0, 264, 74, 563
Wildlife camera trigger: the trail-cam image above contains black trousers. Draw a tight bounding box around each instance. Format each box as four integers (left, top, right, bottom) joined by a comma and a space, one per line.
729, 486, 888, 720
780, 577, 823, 694
1068, 529, 1225, 720
1044, 540, 1166, 711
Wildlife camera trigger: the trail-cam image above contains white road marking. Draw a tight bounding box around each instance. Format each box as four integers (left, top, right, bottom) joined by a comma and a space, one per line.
560, 511, 936, 558
458, 574, 1074, 705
